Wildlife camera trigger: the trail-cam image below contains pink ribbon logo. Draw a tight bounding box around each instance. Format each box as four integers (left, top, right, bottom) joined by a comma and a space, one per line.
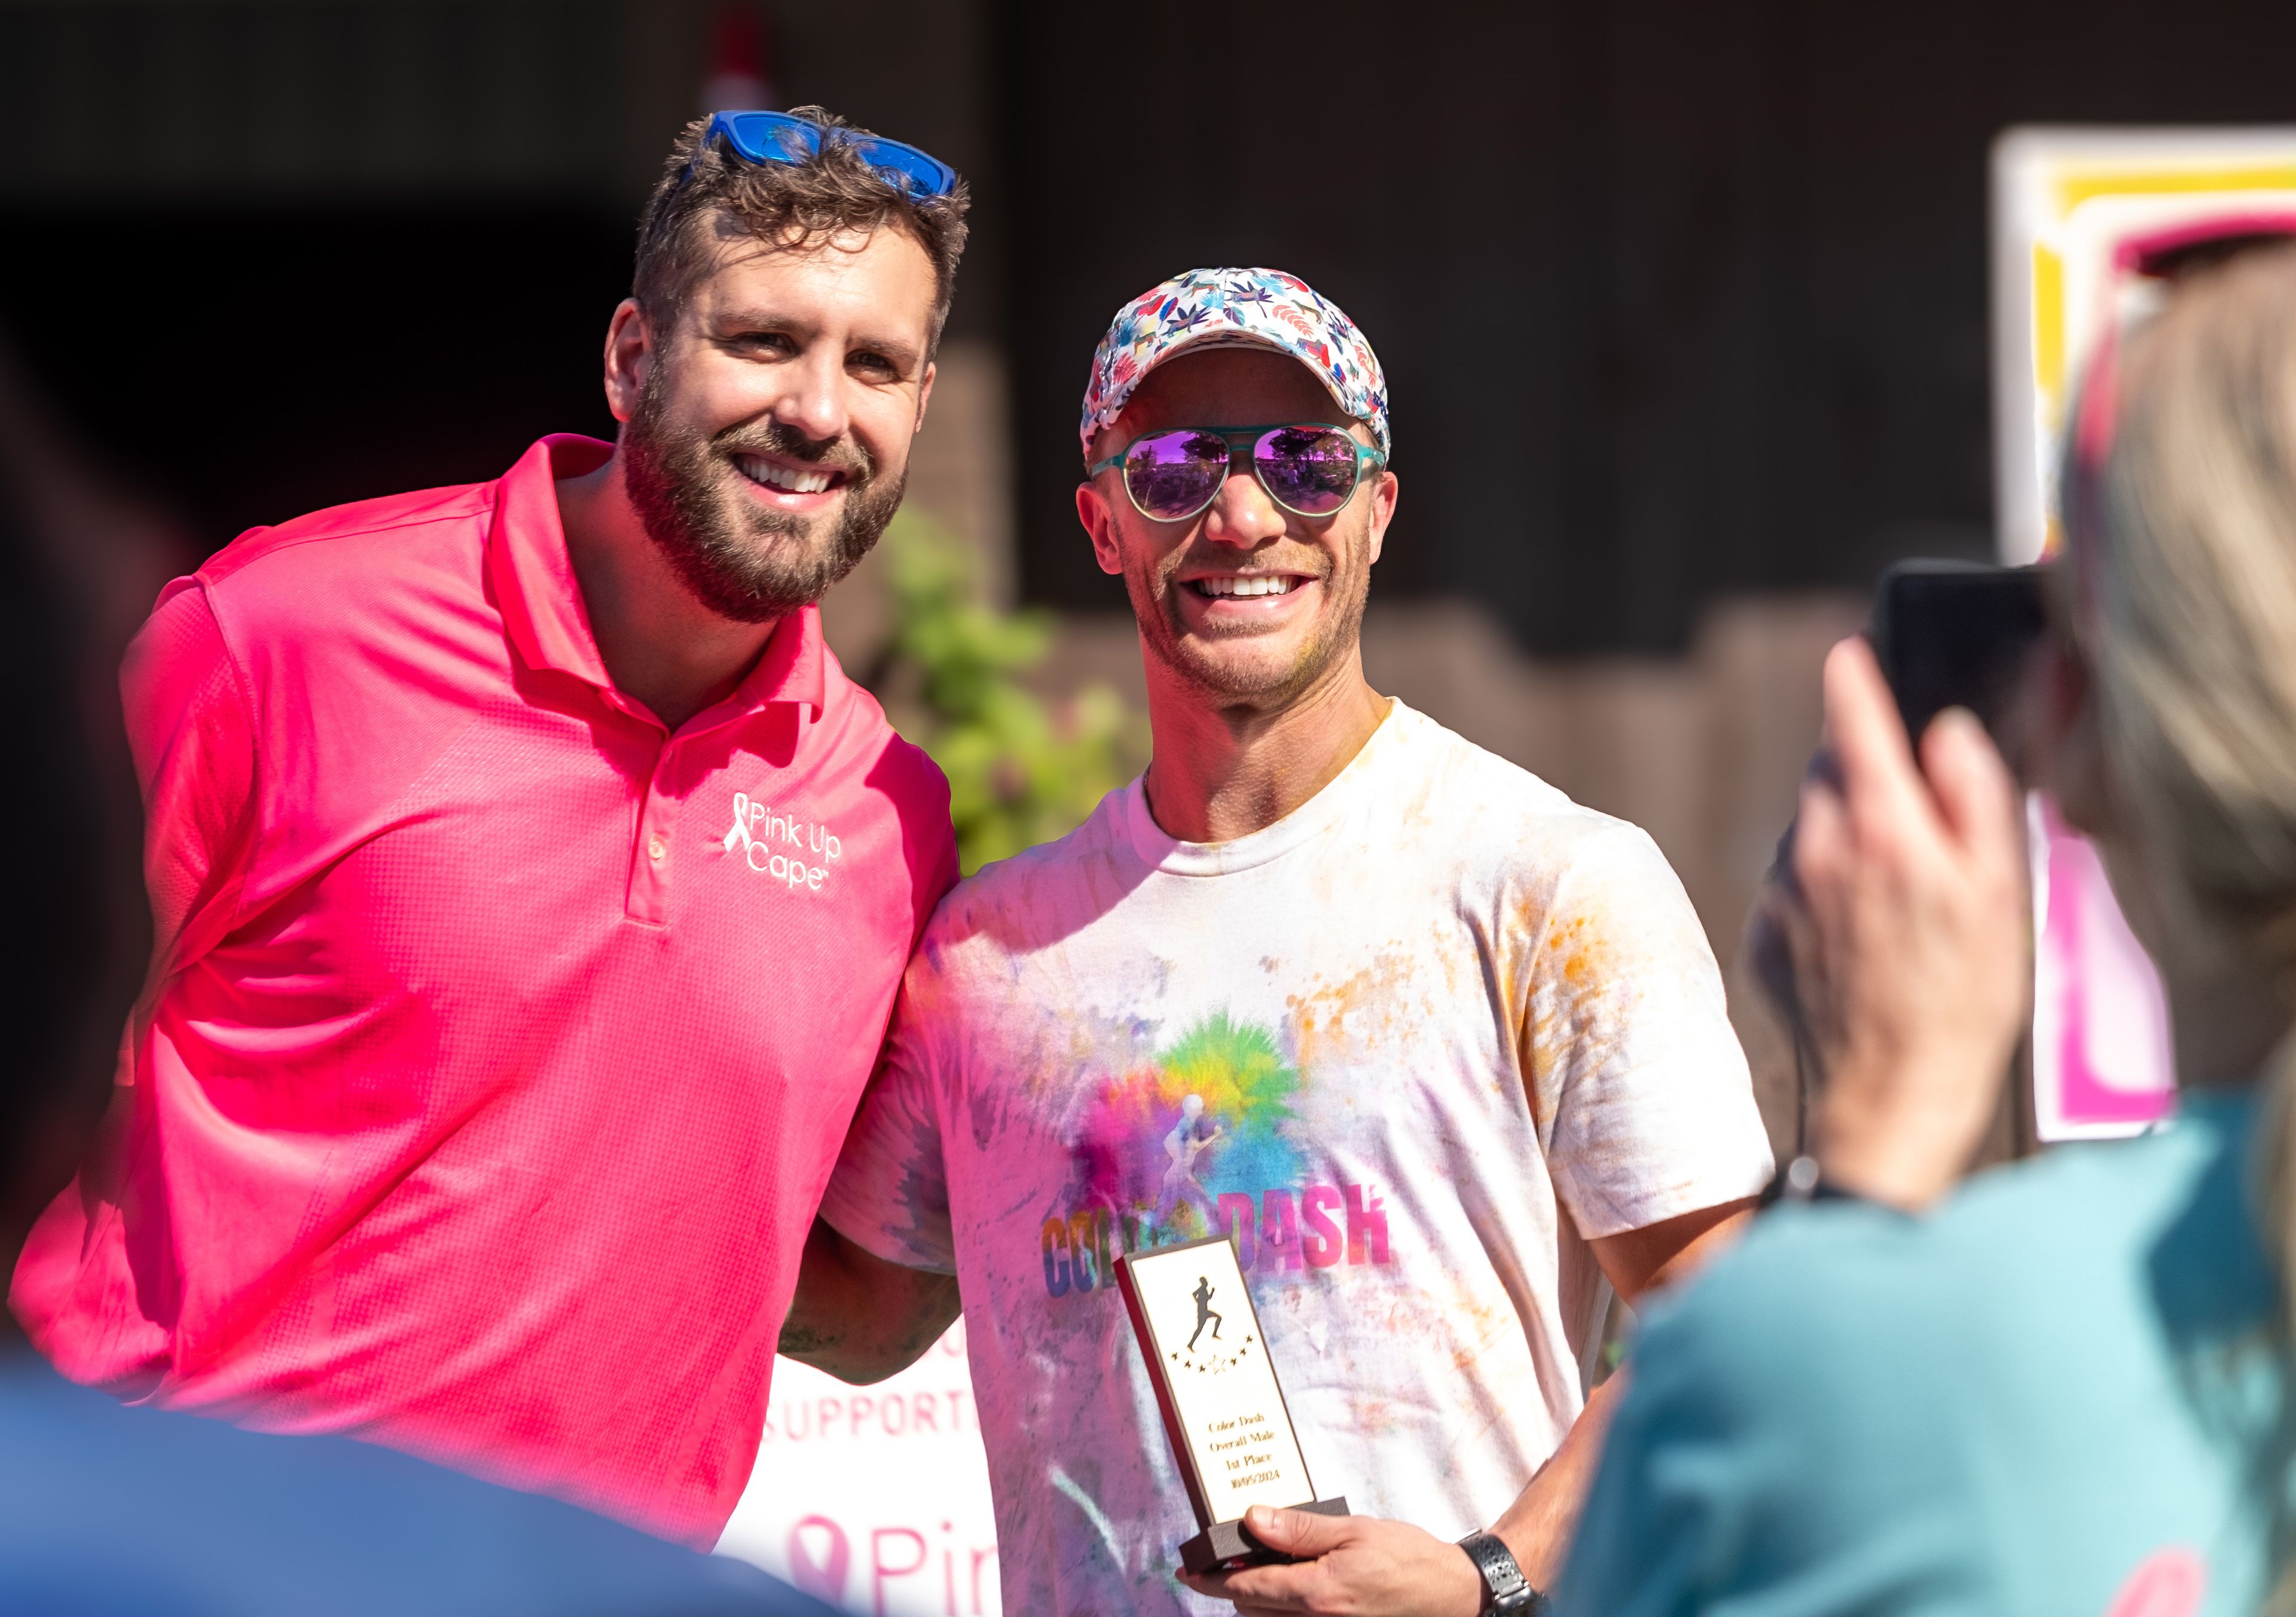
786, 1514, 851, 1603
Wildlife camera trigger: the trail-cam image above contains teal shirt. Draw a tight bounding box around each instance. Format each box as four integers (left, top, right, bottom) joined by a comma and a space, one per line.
1560, 1094, 2283, 1615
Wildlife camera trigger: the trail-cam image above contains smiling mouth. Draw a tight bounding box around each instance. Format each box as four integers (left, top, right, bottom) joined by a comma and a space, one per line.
1187, 575, 1308, 599
735, 453, 848, 496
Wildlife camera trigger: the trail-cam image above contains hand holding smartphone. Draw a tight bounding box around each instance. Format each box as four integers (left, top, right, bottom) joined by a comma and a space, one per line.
1868, 560, 2048, 762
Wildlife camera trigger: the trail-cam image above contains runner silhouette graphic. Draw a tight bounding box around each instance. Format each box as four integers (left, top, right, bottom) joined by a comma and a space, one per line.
1188, 1276, 1224, 1351
1153, 1095, 1223, 1233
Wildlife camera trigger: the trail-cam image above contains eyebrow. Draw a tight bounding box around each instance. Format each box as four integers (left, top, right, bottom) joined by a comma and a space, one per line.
710, 310, 924, 372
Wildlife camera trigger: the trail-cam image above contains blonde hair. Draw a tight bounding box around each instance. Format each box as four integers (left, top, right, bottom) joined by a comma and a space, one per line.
2077, 238, 2296, 1273
2080, 239, 2296, 1598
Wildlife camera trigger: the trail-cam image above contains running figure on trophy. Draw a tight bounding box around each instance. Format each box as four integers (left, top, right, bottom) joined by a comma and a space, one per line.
1188, 1276, 1225, 1351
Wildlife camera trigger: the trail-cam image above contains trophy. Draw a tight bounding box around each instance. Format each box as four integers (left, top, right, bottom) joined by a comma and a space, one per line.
1113, 1231, 1349, 1574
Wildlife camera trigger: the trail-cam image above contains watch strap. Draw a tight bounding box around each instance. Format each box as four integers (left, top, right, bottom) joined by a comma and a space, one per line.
1769, 1153, 1870, 1206
1457, 1530, 1546, 1615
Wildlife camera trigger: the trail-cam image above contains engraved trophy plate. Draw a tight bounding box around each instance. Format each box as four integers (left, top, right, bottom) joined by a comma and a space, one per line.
1113, 1231, 1348, 1574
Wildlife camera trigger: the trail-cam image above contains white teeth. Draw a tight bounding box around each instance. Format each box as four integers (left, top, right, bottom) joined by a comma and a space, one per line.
1195, 576, 1299, 598
738, 455, 834, 495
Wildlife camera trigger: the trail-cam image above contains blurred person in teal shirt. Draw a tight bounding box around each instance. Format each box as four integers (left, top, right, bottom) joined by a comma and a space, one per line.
1561, 242, 2296, 1614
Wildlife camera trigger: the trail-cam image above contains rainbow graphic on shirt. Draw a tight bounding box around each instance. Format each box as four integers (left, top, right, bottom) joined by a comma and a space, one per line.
1040, 1010, 1393, 1299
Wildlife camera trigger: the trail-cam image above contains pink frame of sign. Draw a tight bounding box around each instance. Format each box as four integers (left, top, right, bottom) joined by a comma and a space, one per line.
2030, 796, 2176, 1141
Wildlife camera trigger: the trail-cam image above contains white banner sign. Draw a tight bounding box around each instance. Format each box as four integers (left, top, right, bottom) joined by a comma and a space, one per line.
717, 1323, 1002, 1617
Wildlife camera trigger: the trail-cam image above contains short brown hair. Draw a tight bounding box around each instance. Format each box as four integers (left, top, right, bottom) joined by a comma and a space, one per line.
633, 105, 970, 351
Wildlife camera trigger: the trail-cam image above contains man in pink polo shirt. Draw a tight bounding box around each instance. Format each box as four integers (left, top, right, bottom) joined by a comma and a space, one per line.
9, 106, 967, 1548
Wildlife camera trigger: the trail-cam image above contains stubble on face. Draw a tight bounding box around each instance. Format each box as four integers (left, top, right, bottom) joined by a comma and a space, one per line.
1122, 517, 1375, 712
621, 363, 907, 625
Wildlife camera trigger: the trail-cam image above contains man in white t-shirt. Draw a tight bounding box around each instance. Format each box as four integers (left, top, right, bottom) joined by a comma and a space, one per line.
780, 267, 1773, 1615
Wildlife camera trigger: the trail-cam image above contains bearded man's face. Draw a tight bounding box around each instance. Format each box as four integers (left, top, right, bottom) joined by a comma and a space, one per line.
617, 225, 939, 622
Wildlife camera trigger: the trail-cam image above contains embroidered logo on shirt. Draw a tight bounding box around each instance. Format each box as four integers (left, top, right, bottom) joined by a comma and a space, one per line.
721, 790, 842, 893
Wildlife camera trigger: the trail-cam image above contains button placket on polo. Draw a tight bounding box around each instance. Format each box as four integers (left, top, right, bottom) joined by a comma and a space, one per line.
627, 738, 682, 925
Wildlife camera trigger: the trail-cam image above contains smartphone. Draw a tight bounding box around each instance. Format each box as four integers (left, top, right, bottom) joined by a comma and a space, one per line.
1870, 560, 2048, 745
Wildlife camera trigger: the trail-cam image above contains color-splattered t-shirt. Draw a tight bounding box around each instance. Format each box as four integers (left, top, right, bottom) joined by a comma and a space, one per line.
820, 701, 1773, 1614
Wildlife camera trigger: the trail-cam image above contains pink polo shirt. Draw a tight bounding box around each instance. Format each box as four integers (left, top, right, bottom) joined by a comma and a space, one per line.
10, 436, 957, 1546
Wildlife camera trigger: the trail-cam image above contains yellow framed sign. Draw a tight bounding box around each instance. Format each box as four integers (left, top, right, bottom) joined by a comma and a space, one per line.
1992, 127, 2296, 564
1992, 127, 2296, 1140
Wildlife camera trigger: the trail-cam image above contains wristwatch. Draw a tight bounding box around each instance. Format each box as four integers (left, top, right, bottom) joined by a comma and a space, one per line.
1457, 1530, 1549, 1615
1768, 1153, 1870, 1206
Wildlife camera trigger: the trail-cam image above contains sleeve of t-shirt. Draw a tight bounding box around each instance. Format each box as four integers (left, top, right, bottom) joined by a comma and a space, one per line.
817, 951, 959, 1274
123, 576, 262, 984
1524, 818, 1774, 1239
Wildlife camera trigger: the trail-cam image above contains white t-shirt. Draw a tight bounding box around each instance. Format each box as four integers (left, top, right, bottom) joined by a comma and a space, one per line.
820, 701, 1773, 1614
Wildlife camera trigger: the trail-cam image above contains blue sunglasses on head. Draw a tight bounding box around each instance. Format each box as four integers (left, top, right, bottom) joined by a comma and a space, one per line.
684, 110, 958, 201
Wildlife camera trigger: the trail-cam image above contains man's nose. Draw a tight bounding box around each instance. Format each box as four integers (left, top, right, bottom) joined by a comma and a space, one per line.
1199, 467, 1287, 547
771, 349, 851, 445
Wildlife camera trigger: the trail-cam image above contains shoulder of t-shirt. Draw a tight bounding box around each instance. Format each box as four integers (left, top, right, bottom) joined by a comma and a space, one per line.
1583, 1203, 2001, 1605
1635, 1127, 2236, 1426
1928, 1113, 2262, 1310
909, 782, 1134, 961
1388, 704, 1676, 888
195, 478, 498, 611
1630, 1201, 1981, 1445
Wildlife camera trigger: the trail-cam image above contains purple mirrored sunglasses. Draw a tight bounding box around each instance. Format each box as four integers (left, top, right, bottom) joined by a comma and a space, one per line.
1089, 424, 1387, 522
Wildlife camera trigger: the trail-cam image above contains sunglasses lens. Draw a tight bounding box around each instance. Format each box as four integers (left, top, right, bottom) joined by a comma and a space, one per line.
724, 112, 818, 164
1125, 431, 1229, 519
1255, 427, 1360, 515
844, 137, 956, 198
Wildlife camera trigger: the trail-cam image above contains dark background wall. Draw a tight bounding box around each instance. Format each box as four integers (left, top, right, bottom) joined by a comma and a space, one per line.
0, 0, 1006, 548
2, 0, 2294, 652
0, 206, 632, 543
1000, 0, 2296, 651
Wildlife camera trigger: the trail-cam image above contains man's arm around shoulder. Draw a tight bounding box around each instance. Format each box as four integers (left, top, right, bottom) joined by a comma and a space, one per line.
777, 1216, 960, 1385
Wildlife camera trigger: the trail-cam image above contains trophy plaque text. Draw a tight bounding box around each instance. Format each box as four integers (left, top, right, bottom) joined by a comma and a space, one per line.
1113, 1231, 1348, 1575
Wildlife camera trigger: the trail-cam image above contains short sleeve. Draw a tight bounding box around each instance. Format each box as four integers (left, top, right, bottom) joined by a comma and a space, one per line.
818, 958, 958, 1274
123, 577, 261, 981
1526, 822, 1772, 1239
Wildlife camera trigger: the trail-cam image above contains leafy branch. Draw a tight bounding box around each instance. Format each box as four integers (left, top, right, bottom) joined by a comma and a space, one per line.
864, 511, 1145, 875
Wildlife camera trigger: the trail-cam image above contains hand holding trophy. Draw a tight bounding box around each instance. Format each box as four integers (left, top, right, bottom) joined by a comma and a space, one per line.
1113, 1232, 1349, 1574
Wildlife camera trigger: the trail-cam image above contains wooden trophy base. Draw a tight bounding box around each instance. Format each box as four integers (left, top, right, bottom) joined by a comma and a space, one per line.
1178, 1497, 1351, 1575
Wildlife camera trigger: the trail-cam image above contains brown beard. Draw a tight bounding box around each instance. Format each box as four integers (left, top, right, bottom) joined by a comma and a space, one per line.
621, 371, 906, 624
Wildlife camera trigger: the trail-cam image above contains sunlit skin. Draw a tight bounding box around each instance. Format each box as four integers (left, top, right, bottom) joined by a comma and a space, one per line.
555, 225, 938, 730
1074, 349, 1399, 843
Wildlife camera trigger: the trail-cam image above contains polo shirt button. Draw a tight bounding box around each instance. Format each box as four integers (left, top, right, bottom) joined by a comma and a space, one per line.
647, 835, 667, 861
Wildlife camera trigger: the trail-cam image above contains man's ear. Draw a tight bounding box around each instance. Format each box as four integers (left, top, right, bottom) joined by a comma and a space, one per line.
1364, 468, 1399, 568
915, 359, 938, 432
2033, 631, 2115, 839
1075, 482, 1125, 576
602, 298, 654, 425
